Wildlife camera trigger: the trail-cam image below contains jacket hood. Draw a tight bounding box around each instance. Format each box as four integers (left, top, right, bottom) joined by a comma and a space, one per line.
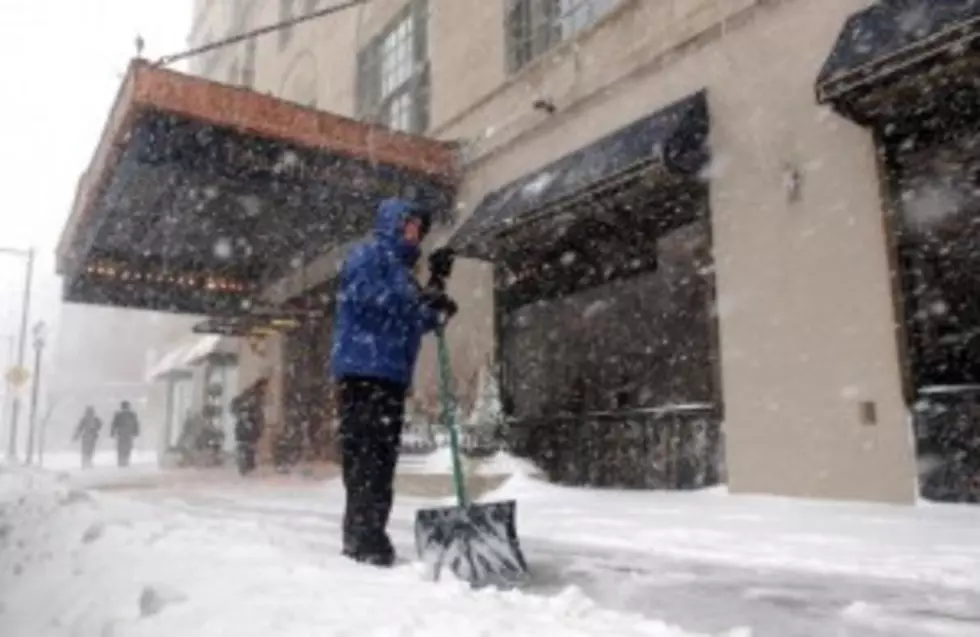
374, 198, 426, 265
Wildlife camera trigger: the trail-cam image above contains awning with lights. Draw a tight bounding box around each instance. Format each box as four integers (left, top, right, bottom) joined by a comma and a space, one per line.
56, 59, 457, 316
192, 308, 322, 337
448, 90, 709, 260
816, 1, 980, 125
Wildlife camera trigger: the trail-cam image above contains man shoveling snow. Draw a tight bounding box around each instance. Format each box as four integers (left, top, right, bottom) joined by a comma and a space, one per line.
330, 198, 458, 567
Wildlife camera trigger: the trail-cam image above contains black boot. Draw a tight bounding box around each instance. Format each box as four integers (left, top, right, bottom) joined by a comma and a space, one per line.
342, 544, 395, 567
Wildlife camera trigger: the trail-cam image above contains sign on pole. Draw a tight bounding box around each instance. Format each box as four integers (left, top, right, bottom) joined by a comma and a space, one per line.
5, 366, 29, 389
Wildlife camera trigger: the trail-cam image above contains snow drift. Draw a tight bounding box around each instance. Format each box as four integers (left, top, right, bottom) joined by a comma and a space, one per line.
0, 466, 726, 637
477, 451, 545, 477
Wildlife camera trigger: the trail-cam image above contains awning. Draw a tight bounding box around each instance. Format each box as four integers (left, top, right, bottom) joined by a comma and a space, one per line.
144, 343, 196, 381
448, 90, 709, 260
57, 59, 458, 316
145, 335, 236, 381
183, 335, 236, 365
816, 1, 980, 124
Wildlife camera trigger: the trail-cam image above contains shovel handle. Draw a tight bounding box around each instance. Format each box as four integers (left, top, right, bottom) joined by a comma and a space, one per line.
435, 328, 468, 507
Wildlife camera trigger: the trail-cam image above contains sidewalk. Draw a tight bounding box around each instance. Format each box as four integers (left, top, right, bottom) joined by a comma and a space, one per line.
99, 468, 980, 637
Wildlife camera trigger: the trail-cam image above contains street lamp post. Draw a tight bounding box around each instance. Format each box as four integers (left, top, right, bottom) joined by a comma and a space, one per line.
0, 246, 34, 462
1, 334, 13, 439
25, 321, 46, 466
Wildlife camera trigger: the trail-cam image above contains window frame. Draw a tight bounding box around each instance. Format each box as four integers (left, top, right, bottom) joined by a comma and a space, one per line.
355, 0, 430, 135
505, 0, 622, 74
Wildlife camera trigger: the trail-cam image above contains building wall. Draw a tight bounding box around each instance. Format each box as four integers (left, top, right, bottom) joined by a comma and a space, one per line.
188, 0, 918, 503
432, 0, 915, 504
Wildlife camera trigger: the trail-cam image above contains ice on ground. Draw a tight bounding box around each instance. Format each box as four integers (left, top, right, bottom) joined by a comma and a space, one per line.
2, 466, 728, 637
477, 451, 544, 477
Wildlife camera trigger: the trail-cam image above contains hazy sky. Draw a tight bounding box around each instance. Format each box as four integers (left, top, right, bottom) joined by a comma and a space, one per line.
0, 1, 190, 365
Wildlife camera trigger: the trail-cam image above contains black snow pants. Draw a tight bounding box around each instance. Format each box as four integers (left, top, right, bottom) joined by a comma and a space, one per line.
117, 438, 134, 468
81, 439, 96, 469
338, 376, 406, 565
236, 442, 257, 476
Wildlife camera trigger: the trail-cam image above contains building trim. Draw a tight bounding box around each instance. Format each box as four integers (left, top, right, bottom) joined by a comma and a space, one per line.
435, 0, 803, 174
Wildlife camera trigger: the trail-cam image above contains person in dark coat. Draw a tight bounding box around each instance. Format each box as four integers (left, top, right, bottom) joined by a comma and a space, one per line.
72, 406, 102, 469
330, 198, 457, 567
232, 378, 268, 475
110, 401, 140, 468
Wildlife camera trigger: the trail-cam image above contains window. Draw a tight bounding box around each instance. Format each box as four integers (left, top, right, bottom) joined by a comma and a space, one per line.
242, 39, 256, 88
279, 0, 295, 50
356, 0, 430, 134
200, 29, 222, 78
505, 0, 622, 73
227, 59, 241, 85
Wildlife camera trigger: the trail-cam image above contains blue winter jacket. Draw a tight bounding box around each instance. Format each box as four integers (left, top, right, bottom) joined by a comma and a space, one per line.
329, 199, 441, 387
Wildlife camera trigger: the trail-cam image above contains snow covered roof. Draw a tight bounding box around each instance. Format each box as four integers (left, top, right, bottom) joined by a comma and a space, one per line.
145, 335, 236, 381
817, 1, 980, 122
56, 59, 458, 315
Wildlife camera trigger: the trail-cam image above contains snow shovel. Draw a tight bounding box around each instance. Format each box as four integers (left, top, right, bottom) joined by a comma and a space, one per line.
413, 328, 529, 589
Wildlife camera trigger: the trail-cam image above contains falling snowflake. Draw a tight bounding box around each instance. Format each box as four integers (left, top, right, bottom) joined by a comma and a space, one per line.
238, 194, 262, 217
273, 150, 301, 174
522, 171, 554, 197
213, 238, 233, 259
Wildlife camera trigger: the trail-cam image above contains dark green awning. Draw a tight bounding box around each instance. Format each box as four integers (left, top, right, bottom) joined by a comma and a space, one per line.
449, 90, 709, 260
817, 1, 980, 123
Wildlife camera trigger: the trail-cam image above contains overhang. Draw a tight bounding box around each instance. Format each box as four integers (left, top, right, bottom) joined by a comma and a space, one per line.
448, 90, 709, 260
145, 335, 236, 381
816, 1, 980, 125
57, 59, 457, 316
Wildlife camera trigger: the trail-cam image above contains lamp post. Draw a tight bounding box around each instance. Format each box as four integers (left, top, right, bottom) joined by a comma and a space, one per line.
0, 246, 34, 462
25, 321, 46, 466
1, 334, 13, 446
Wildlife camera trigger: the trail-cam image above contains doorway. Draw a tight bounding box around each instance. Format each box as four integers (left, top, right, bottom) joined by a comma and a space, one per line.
281, 286, 337, 464
883, 108, 980, 502
496, 190, 723, 489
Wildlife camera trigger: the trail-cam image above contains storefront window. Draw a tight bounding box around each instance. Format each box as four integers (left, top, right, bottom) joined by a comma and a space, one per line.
499, 215, 716, 419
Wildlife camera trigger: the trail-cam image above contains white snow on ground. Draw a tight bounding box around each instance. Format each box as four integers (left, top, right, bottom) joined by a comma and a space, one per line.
403, 449, 542, 477
0, 466, 727, 637
484, 474, 980, 591
4, 457, 980, 636
477, 450, 544, 476
40, 449, 158, 472
414, 445, 470, 475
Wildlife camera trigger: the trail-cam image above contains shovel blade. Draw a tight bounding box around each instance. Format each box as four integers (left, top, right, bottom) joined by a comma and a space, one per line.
414, 500, 529, 589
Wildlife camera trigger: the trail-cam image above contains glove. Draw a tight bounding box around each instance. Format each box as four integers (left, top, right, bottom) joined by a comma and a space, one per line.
420, 286, 458, 321
427, 247, 456, 287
